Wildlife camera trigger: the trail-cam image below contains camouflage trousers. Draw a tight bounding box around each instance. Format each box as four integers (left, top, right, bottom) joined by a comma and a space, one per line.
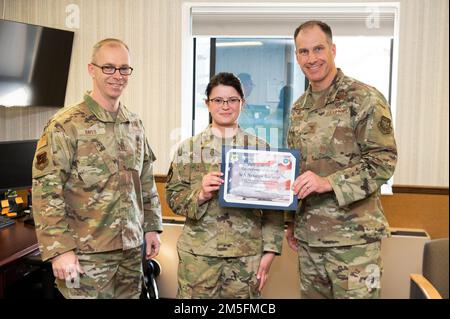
56, 246, 143, 299
177, 249, 261, 299
297, 241, 382, 299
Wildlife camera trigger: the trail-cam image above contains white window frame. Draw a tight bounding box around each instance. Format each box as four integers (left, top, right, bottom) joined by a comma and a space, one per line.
181, 2, 400, 194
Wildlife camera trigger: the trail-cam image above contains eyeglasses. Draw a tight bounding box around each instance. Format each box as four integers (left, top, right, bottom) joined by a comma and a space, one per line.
91, 63, 133, 75
208, 97, 242, 107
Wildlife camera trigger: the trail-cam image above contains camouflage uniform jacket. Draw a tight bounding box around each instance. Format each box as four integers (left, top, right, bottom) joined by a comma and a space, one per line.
287, 69, 397, 247
32, 93, 163, 261
166, 125, 284, 257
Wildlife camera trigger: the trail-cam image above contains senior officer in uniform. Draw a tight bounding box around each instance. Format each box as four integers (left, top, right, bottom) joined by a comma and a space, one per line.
285, 21, 397, 299
32, 38, 163, 299
166, 72, 284, 299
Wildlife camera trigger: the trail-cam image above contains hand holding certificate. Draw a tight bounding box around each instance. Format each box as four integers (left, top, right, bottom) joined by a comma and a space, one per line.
219, 146, 300, 210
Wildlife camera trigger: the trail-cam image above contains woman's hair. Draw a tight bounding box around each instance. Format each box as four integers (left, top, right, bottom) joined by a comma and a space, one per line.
205, 72, 245, 99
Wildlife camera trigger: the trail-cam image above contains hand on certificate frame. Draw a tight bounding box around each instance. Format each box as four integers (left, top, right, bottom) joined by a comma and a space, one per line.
198, 171, 224, 205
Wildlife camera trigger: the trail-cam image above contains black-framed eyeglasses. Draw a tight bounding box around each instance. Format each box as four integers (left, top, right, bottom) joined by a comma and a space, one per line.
91, 63, 133, 75
208, 97, 242, 107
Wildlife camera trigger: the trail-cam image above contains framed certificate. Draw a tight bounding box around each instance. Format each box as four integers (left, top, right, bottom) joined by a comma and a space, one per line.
219, 146, 300, 211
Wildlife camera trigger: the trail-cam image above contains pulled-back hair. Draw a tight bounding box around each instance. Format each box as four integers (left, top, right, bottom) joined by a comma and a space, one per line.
205, 72, 245, 99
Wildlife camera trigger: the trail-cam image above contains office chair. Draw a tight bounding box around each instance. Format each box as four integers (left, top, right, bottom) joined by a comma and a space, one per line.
142, 259, 161, 299
21, 251, 60, 299
140, 238, 161, 299
410, 238, 449, 299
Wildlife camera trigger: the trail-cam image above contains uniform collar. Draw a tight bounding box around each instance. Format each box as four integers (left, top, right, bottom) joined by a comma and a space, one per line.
302, 68, 346, 111
84, 92, 132, 123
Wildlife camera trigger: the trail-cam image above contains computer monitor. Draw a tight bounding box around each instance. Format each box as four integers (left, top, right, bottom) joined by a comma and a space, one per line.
0, 139, 37, 193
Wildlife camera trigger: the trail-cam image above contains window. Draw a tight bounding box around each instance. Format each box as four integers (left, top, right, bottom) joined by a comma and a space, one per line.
193, 35, 393, 148
182, 2, 400, 193
193, 37, 304, 148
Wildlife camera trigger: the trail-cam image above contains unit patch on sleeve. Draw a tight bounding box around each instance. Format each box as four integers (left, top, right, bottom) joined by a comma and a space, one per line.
35, 152, 49, 170
377, 116, 393, 135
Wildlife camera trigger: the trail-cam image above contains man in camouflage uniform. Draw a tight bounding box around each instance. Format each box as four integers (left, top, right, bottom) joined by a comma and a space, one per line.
32, 38, 163, 299
166, 72, 284, 299
286, 21, 397, 298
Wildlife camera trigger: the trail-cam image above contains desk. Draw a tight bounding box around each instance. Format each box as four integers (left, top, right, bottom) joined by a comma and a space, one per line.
0, 218, 39, 298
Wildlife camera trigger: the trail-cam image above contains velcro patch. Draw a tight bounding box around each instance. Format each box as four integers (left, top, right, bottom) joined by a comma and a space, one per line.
35, 152, 49, 170
36, 136, 47, 150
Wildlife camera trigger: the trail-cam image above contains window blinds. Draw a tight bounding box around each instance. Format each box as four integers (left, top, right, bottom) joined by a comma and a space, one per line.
191, 4, 396, 37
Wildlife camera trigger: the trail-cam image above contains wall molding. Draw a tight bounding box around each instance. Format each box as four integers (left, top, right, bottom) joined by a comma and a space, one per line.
155, 174, 167, 184
392, 185, 449, 195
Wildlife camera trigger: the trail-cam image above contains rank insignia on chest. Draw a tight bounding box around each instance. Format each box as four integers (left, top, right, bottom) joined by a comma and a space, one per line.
35, 152, 49, 170
377, 116, 393, 134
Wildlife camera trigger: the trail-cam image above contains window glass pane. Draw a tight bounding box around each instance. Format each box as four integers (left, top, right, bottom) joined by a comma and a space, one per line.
334, 36, 392, 103
193, 36, 392, 150
213, 38, 304, 148
193, 38, 211, 136
333, 36, 394, 193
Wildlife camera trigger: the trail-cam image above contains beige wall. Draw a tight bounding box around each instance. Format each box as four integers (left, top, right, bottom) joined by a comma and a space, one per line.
1, 0, 449, 187
1, 0, 182, 177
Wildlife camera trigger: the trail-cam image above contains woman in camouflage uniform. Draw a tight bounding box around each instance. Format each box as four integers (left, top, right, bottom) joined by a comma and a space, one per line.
166, 73, 284, 299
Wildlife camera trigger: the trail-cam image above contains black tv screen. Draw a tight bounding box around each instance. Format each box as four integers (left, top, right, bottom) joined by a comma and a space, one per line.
0, 19, 74, 107
0, 139, 37, 192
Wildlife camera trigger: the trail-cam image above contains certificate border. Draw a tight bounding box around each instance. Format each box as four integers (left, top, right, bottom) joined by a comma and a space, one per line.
219, 146, 300, 211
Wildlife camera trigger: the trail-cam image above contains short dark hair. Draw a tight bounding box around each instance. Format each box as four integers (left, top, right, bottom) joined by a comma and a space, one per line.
205, 72, 245, 99
294, 20, 333, 43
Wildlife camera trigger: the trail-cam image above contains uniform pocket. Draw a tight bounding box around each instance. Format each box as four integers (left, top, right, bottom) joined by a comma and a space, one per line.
122, 131, 144, 172
331, 118, 359, 166
347, 263, 374, 291
190, 163, 208, 185
327, 242, 382, 298
77, 139, 118, 187
306, 121, 336, 159
249, 276, 262, 299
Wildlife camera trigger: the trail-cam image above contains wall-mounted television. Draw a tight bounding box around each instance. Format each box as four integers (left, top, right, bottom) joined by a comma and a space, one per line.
0, 19, 74, 107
